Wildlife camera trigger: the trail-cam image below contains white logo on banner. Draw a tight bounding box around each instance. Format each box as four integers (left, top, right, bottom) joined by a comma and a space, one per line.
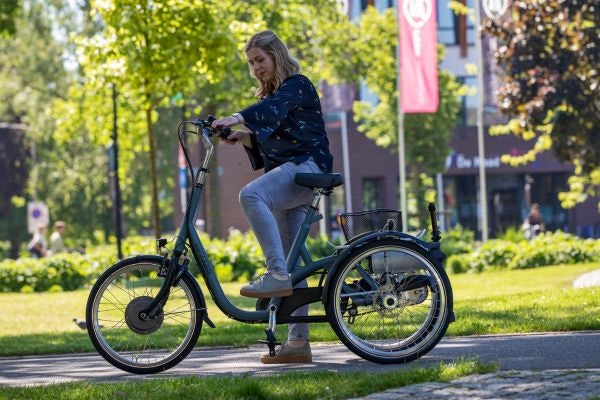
402, 0, 432, 57
482, 0, 509, 20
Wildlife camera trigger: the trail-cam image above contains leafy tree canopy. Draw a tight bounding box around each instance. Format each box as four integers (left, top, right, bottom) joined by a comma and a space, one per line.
485, 0, 599, 208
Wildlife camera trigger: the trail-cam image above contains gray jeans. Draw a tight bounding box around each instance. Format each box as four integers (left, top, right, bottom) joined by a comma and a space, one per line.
239, 158, 321, 340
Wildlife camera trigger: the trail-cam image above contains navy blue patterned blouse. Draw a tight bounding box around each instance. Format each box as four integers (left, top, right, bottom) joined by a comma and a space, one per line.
239, 74, 333, 173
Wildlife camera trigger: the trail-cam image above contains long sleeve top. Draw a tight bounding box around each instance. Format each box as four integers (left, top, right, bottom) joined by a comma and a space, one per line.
239, 74, 333, 173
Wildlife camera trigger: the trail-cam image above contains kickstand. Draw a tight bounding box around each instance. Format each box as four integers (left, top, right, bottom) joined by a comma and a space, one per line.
256, 304, 281, 356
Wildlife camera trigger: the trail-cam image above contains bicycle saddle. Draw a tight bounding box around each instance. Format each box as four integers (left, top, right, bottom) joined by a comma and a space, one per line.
294, 173, 344, 190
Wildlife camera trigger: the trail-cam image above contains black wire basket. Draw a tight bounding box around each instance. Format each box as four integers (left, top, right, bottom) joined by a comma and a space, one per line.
338, 209, 403, 242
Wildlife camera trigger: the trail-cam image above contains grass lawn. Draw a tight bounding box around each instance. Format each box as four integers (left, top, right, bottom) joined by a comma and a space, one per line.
0, 262, 598, 356
0, 359, 494, 399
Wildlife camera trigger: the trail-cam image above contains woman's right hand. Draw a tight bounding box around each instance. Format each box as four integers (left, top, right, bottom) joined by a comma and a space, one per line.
211, 115, 239, 128
221, 130, 251, 147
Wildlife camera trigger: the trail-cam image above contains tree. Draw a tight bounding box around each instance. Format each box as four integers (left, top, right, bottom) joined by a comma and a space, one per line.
328, 7, 463, 226
0, 0, 21, 37
485, 0, 600, 209
76, 0, 236, 238
0, 0, 88, 251
182, 0, 353, 237
76, 0, 350, 238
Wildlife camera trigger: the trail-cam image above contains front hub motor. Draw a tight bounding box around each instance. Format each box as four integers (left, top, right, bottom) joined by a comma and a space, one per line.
125, 296, 164, 335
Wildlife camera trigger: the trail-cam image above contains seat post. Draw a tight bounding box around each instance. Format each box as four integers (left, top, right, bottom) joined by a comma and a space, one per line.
310, 188, 325, 209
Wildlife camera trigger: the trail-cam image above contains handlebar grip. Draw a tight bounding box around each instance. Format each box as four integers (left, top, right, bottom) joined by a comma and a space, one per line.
216, 127, 238, 142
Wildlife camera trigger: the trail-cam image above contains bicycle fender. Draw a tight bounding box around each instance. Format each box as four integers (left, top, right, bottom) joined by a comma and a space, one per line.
321, 231, 432, 305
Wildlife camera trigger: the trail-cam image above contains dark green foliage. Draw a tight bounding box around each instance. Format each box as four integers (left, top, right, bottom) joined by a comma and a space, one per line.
0, 0, 20, 36
485, 0, 600, 207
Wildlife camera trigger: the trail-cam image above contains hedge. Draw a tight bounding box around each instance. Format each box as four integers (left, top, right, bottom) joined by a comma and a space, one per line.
0, 231, 337, 292
445, 231, 600, 274
5, 227, 595, 291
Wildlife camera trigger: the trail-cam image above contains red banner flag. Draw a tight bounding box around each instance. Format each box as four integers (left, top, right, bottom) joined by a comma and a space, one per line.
399, 0, 439, 113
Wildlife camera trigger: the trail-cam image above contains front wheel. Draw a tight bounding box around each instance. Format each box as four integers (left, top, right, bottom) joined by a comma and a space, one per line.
326, 239, 453, 364
86, 255, 204, 374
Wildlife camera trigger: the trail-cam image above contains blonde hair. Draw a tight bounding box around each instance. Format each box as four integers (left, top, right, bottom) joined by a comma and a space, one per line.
245, 30, 301, 98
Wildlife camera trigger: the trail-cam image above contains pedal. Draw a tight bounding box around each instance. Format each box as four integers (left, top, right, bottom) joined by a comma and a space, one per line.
257, 328, 281, 357
258, 304, 279, 356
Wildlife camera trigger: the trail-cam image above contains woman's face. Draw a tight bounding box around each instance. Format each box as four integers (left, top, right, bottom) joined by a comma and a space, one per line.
246, 47, 275, 83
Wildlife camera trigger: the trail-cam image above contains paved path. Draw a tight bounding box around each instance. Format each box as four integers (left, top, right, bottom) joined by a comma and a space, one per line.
2, 331, 600, 394
350, 369, 600, 400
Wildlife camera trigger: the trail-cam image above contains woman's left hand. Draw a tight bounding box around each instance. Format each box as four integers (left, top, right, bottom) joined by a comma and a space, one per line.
211, 116, 239, 128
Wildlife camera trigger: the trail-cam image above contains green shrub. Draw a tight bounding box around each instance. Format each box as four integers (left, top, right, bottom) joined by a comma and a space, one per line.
444, 230, 600, 274
200, 230, 264, 282
0, 240, 11, 260
0, 253, 88, 292
508, 231, 599, 269
445, 253, 470, 274
470, 240, 518, 272
48, 284, 64, 292
499, 227, 526, 243
441, 225, 475, 257
19, 284, 34, 293
306, 235, 338, 260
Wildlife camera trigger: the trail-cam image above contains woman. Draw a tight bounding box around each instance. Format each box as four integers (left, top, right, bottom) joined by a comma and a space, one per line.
211, 30, 333, 364
28, 224, 47, 258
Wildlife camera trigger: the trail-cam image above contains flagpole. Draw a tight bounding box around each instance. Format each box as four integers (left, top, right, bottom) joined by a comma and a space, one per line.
474, 0, 489, 241
396, 5, 408, 233
340, 110, 353, 213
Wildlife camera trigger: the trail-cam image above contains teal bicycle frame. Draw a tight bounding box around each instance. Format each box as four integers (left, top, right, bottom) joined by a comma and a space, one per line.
143, 121, 338, 325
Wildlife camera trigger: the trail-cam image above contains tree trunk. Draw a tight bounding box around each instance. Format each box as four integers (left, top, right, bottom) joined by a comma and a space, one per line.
146, 106, 161, 238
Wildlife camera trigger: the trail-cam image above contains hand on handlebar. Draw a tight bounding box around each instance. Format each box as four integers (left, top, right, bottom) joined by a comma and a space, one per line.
220, 130, 246, 145
211, 115, 239, 129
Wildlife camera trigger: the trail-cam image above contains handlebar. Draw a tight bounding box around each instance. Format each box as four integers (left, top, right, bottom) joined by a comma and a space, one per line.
189, 115, 235, 141
178, 115, 238, 185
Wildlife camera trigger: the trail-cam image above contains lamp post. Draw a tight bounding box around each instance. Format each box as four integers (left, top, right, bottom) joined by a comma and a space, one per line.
474, 0, 489, 241
111, 83, 124, 260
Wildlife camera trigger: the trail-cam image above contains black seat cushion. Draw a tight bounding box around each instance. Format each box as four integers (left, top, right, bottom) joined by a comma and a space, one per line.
294, 173, 344, 190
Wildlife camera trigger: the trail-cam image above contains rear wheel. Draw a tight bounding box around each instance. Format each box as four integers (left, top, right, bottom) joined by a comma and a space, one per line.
326, 239, 452, 364
86, 256, 204, 374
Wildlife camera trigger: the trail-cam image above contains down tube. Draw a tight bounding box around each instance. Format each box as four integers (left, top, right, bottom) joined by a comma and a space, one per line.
186, 187, 270, 323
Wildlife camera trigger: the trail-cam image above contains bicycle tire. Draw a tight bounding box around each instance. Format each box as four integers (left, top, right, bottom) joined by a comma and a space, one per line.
86, 255, 204, 374
326, 239, 453, 364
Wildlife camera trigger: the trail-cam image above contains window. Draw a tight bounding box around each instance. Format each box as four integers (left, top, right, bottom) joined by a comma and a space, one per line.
362, 178, 382, 209
436, 0, 475, 46
437, 0, 456, 45
456, 75, 477, 126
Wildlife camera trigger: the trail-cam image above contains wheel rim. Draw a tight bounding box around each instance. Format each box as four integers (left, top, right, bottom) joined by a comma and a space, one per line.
333, 245, 447, 359
90, 262, 198, 369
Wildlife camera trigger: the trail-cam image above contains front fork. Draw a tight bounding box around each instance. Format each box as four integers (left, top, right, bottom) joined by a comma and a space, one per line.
140, 244, 190, 320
